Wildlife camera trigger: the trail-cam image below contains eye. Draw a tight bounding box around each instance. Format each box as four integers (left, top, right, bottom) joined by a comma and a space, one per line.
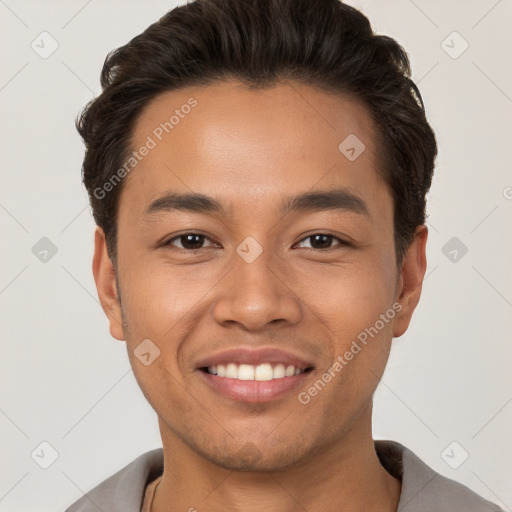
164, 233, 216, 251
295, 233, 350, 250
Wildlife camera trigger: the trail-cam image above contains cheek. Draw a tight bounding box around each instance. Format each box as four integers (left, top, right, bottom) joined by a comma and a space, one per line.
302, 269, 397, 414
118, 262, 224, 393
298, 254, 396, 325
341, 273, 396, 336
293, 252, 398, 377
120, 262, 219, 336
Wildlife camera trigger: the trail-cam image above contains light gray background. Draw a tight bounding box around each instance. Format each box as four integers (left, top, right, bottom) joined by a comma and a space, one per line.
1, 1, 511, 511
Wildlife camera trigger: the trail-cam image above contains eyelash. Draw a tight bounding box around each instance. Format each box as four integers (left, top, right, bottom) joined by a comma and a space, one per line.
163, 232, 351, 251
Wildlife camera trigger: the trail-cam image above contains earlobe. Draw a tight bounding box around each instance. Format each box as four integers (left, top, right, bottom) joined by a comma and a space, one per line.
392, 225, 428, 338
92, 226, 125, 341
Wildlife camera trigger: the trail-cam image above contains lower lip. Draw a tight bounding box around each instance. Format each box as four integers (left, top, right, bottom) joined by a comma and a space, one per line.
198, 369, 312, 403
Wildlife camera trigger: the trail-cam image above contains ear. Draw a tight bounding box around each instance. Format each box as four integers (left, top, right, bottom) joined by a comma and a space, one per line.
393, 225, 428, 338
92, 226, 125, 341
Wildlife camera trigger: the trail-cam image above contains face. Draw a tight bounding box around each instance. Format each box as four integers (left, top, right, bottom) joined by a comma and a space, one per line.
93, 80, 427, 471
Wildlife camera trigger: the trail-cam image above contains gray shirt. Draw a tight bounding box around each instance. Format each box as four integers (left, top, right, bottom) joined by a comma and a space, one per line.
65, 439, 504, 511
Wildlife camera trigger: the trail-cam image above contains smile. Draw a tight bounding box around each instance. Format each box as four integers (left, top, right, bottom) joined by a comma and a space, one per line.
205, 362, 308, 381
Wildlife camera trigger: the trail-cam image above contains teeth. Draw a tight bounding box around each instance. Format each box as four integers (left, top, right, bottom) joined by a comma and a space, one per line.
273, 364, 285, 378
225, 363, 238, 379
237, 364, 255, 380
207, 362, 306, 380
255, 363, 273, 381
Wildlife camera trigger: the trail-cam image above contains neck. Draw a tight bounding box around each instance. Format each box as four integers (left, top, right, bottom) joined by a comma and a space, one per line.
151, 403, 401, 512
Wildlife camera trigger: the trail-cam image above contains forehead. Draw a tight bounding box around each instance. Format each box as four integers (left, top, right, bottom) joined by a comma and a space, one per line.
122, 79, 389, 218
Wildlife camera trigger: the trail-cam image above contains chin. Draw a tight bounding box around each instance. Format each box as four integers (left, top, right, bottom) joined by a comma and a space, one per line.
201, 440, 310, 472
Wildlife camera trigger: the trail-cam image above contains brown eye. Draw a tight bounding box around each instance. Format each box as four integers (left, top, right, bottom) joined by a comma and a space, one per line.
165, 233, 214, 250
296, 233, 349, 250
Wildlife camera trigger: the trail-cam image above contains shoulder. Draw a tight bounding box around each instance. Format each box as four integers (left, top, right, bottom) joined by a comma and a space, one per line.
375, 440, 504, 512
64, 448, 164, 512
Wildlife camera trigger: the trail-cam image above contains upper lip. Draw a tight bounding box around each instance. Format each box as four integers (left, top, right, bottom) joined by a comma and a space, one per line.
195, 347, 316, 370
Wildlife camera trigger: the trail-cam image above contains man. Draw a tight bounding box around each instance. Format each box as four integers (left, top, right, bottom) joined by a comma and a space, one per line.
66, 0, 504, 510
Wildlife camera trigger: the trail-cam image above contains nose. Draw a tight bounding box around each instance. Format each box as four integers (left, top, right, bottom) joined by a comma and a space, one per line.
212, 246, 303, 331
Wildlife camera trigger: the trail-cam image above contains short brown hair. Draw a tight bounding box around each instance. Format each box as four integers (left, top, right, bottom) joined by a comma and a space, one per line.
76, 0, 437, 268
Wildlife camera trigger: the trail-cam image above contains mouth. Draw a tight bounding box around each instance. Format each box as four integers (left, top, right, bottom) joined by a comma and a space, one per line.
195, 347, 316, 403
200, 363, 314, 381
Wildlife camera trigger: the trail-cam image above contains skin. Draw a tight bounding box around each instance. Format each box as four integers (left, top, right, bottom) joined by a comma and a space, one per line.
93, 79, 427, 512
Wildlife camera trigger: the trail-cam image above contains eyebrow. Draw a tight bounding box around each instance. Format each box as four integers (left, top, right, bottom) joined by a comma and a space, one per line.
143, 188, 369, 218
280, 188, 369, 217
144, 192, 225, 217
